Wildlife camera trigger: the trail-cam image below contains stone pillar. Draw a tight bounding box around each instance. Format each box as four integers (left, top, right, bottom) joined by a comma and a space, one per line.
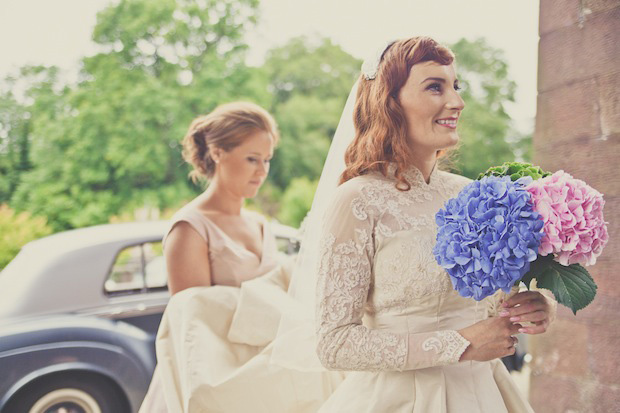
531, 1, 620, 412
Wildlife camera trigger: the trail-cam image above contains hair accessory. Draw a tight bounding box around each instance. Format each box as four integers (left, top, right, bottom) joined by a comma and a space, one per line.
361, 40, 396, 80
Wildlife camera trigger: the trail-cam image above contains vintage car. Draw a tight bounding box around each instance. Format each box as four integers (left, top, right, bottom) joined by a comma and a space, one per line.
0, 220, 299, 413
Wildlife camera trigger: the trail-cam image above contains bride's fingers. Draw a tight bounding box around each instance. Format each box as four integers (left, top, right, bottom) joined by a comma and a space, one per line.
518, 319, 549, 335
502, 291, 546, 309
507, 310, 548, 323
500, 300, 546, 318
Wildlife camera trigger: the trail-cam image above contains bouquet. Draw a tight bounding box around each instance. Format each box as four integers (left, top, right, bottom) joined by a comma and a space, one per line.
433, 162, 608, 314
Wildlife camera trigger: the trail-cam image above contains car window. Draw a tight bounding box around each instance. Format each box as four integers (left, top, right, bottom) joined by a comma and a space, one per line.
275, 236, 300, 255
104, 242, 167, 295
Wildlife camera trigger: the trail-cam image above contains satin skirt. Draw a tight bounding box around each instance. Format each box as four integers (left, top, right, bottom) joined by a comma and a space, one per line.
319, 359, 533, 413
141, 264, 343, 413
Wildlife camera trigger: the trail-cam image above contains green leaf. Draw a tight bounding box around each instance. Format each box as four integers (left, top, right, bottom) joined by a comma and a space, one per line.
524, 255, 597, 314
476, 161, 552, 181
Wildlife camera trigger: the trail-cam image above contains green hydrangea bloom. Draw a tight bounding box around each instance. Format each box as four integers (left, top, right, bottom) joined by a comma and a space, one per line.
477, 162, 552, 181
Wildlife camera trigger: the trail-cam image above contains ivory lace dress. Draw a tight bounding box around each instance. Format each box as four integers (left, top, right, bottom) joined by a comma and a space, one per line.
315, 166, 538, 413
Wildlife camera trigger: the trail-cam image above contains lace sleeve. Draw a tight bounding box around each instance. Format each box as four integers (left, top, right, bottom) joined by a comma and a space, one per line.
315, 182, 470, 372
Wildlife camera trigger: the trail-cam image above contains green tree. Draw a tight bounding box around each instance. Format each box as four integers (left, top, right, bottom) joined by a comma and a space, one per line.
449, 38, 528, 178
264, 36, 361, 104
0, 66, 68, 203
0, 204, 52, 269
9, 0, 268, 231
269, 94, 337, 188
264, 37, 361, 189
277, 176, 318, 228
0, 89, 29, 203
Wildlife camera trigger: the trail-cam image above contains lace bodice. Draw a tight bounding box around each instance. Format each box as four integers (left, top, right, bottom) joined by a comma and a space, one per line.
316, 166, 488, 372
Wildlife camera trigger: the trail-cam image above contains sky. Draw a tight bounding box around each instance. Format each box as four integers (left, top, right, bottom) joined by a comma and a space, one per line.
0, 0, 540, 131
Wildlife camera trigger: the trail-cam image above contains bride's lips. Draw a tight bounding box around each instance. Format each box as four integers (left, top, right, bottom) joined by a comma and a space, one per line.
435, 117, 459, 129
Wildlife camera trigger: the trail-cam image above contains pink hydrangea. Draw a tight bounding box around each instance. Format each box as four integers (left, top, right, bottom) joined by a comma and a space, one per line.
526, 170, 608, 266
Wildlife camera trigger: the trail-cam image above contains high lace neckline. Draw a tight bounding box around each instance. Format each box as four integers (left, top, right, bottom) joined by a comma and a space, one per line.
387, 162, 440, 188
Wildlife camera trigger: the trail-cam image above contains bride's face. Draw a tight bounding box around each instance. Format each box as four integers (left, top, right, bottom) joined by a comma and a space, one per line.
397, 61, 465, 156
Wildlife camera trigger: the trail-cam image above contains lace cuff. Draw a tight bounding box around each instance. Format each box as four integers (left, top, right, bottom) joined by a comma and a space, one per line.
405, 330, 470, 370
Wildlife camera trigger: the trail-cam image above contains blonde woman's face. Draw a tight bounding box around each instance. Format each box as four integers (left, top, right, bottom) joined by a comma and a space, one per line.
397, 61, 465, 155
212, 130, 274, 198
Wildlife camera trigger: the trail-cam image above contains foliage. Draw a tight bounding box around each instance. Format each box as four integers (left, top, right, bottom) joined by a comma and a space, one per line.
478, 162, 551, 181
264, 37, 361, 189
522, 255, 597, 315
449, 38, 528, 178
264, 36, 361, 104
6, 0, 266, 231
0, 89, 28, 203
277, 177, 318, 228
0, 7, 528, 234
0, 66, 66, 203
0, 204, 52, 270
269, 94, 337, 188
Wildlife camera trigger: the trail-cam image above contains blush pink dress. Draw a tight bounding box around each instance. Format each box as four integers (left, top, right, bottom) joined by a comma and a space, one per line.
162, 205, 280, 286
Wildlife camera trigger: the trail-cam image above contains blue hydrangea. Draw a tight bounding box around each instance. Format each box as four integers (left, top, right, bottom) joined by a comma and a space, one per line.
433, 176, 544, 301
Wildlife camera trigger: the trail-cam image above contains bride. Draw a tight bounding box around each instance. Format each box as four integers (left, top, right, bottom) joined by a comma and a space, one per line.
312, 36, 556, 413
153, 36, 556, 413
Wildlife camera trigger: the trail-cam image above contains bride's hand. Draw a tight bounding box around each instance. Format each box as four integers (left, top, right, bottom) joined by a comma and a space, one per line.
458, 317, 522, 362
498, 290, 552, 335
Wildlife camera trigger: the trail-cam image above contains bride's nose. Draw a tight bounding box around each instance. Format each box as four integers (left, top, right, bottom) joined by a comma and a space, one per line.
447, 89, 465, 111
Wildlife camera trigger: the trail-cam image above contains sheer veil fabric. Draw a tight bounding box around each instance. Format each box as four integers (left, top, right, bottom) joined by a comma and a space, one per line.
270, 82, 359, 371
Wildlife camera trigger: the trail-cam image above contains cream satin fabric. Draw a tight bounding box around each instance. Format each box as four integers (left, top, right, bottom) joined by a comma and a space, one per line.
151, 262, 344, 413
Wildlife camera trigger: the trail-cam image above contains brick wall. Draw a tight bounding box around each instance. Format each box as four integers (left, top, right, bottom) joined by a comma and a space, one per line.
531, 1, 620, 411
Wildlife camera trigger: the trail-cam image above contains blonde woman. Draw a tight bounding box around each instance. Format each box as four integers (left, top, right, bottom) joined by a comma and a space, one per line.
165, 101, 280, 294
140, 102, 282, 412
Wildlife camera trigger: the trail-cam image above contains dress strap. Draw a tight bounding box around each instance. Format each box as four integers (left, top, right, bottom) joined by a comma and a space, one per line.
163, 207, 213, 249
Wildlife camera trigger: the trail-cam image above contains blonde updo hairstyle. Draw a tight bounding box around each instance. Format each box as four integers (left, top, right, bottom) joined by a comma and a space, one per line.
182, 102, 279, 183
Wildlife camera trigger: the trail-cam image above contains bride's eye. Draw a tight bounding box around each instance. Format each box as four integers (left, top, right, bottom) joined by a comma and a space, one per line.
427, 83, 442, 92
454, 83, 462, 92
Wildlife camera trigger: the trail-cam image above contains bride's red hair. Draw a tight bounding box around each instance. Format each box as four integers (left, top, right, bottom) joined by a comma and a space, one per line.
340, 36, 454, 190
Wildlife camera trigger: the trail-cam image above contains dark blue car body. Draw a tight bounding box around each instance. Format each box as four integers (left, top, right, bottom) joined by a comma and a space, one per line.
0, 220, 299, 413
0, 221, 171, 412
